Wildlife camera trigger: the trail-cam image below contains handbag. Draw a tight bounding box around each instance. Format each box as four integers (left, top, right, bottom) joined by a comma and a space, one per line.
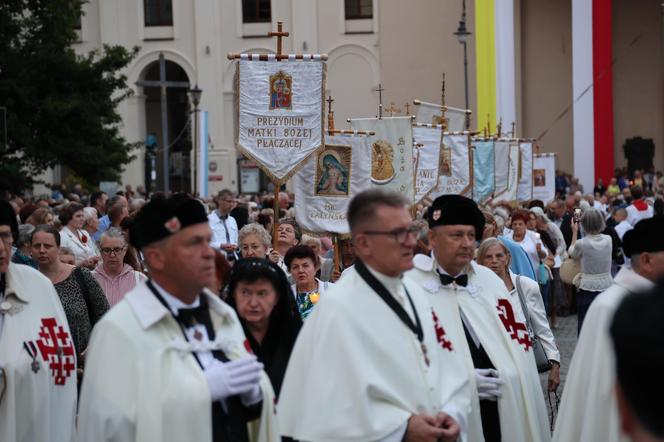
559, 256, 581, 285
515, 275, 552, 373
537, 262, 550, 285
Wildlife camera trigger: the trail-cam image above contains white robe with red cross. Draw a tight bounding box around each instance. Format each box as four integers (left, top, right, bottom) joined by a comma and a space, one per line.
0, 263, 77, 442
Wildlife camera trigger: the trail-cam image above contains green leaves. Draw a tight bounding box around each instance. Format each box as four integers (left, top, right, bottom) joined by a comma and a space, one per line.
0, 0, 138, 193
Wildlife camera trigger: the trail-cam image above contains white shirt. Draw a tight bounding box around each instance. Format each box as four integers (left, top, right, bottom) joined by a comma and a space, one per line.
59, 226, 98, 265
506, 230, 545, 273
626, 201, 654, 226
614, 220, 633, 240
568, 234, 614, 291
208, 211, 238, 251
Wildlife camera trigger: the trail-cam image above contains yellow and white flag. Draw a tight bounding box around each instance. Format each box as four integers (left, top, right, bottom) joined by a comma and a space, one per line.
432, 133, 473, 198
235, 56, 325, 184
349, 117, 415, 202
414, 100, 468, 132
412, 125, 442, 204
293, 133, 372, 234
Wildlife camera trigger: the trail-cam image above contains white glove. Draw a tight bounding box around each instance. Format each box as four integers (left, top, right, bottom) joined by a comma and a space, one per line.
204, 356, 263, 402
475, 368, 503, 401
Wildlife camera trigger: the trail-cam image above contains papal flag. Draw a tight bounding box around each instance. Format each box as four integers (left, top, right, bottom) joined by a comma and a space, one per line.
517, 140, 534, 202
293, 133, 372, 234
412, 125, 442, 204
235, 54, 326, 184
414, 100, 469, 132
493, 139, 511, 198
432, 132, 473, 198
532, 153, 556, 203
493, 140, 520, 202
472, 138, 495, 204
349, 116, 415, 202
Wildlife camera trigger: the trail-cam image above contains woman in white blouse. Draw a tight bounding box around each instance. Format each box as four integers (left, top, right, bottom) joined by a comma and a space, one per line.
58, 202, 100, 269
505, 209, 549, 274
568, 207, 613, 333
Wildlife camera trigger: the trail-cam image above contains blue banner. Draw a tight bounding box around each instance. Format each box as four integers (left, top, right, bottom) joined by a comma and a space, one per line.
473, 139, 495, 203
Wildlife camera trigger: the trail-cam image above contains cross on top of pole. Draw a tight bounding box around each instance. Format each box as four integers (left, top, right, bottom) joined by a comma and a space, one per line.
385, 102, 401, 117
375, 83, 385, 118
441, 73, 446, 108
267, 21, 289, 56
404, 102, 411, 115
326, 95, 335, 131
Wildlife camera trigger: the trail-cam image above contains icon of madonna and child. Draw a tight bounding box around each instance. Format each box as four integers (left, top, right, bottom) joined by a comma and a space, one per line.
315, 146, 351, 197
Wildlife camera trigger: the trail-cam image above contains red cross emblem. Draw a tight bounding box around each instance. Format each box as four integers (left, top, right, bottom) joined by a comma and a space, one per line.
33, 317, 75, 385
496, 299, 532, 351
431, 309, 454, 352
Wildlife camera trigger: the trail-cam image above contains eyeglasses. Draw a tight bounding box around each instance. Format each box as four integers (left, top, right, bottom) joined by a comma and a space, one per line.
101, 247, 126, 255
362, 225, 419, 244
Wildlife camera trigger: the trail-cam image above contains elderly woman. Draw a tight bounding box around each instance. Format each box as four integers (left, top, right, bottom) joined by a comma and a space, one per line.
505, 209, 549, 274
239, 222, 272, 259
82, 207, 101, 255
31, 225, 109, 362
270, 218, 301, 264
92, 227, 147, 307
285, 245, 333, 320
11, 224, 38, 268
59, 246, 76, 265
227, 258, 302, 396
301, 234, 333, 282
59, 202, 100, 268
477, 238, 561, 392
569, 207, 613, 333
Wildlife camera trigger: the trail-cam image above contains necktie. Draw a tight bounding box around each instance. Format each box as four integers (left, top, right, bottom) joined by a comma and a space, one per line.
219, 214, 231, 244
176, 304, 210, 329
439, 273, 468, 287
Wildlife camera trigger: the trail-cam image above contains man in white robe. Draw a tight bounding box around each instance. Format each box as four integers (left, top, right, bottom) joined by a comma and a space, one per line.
408, 195, 550, 442
78, 195, 278, 442
279, 189, 471, 441
0, 200, 77, 442
553, 217, 664, 442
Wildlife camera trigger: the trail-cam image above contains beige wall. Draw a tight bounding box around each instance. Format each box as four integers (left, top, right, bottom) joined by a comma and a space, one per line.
612, 0, 664, 172
377, 0, 477, 123
519, 0, 574, 174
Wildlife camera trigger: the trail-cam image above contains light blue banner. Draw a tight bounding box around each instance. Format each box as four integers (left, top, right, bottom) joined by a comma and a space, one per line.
473, 139, 495, 203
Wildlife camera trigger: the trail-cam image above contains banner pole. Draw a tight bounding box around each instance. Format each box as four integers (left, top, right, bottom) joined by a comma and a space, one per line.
272, 184, 280, 249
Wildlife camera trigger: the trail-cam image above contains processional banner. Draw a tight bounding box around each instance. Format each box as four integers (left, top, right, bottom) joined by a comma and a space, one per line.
348, 116, 414, 202
412, 125, 442, 204
532, 153, 556, 203
472, 139, 495, 204
432, 133, 473, 198
414, 100, 468, 132
293, 134, 372, 234
516, 141, 534, 202
236, 56, 326, 184
493, 141, 520, 202
493, 139, 511, 197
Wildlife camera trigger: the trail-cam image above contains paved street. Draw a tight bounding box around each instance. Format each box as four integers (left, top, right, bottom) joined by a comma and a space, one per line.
539, 314, 579, 429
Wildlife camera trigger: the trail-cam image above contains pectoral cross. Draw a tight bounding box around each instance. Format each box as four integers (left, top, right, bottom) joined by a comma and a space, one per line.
268, 21, 289, 56
326, 95, 335, 131
375, 83, 384, 118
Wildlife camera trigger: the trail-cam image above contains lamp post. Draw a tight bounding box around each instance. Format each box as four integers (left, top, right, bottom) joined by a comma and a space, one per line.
454, 0, 472, 117
189, 84, 202, 195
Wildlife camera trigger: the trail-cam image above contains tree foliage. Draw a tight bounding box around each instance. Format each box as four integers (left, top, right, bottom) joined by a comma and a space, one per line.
0, 0, 139, 194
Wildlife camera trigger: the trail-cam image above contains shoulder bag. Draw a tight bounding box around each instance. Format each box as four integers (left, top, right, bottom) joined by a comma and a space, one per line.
515, 275, 552, 373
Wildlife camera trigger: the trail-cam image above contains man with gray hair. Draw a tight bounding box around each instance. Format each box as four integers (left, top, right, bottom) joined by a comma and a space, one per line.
279, 189, 466, 442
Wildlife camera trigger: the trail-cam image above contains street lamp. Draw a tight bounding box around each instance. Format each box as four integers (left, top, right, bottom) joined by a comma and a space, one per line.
189, 84, 202, 195
453, 0, 472, 122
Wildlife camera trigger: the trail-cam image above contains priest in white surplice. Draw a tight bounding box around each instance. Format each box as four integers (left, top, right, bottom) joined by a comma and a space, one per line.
553, 216, 664, 442
407, 195, 550, 442
278, 190, 472, 442
77, 195, 278, 442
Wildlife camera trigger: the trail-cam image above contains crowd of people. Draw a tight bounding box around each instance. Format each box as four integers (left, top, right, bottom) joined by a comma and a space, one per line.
0, 166, 662, 442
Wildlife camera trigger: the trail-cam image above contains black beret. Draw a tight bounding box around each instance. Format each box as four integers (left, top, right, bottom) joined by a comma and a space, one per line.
130, 195, 208, 249
622, 216, 664, 257
0, 200, 18, 242
427, 194, 485, 239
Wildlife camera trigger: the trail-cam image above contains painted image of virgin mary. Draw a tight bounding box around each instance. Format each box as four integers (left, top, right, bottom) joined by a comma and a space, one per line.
316, 151, 350, 196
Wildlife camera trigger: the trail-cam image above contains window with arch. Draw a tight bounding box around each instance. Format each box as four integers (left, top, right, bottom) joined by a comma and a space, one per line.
144, 0, 173, 27
242, 0, 271, 23
345, 0, 373, 20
